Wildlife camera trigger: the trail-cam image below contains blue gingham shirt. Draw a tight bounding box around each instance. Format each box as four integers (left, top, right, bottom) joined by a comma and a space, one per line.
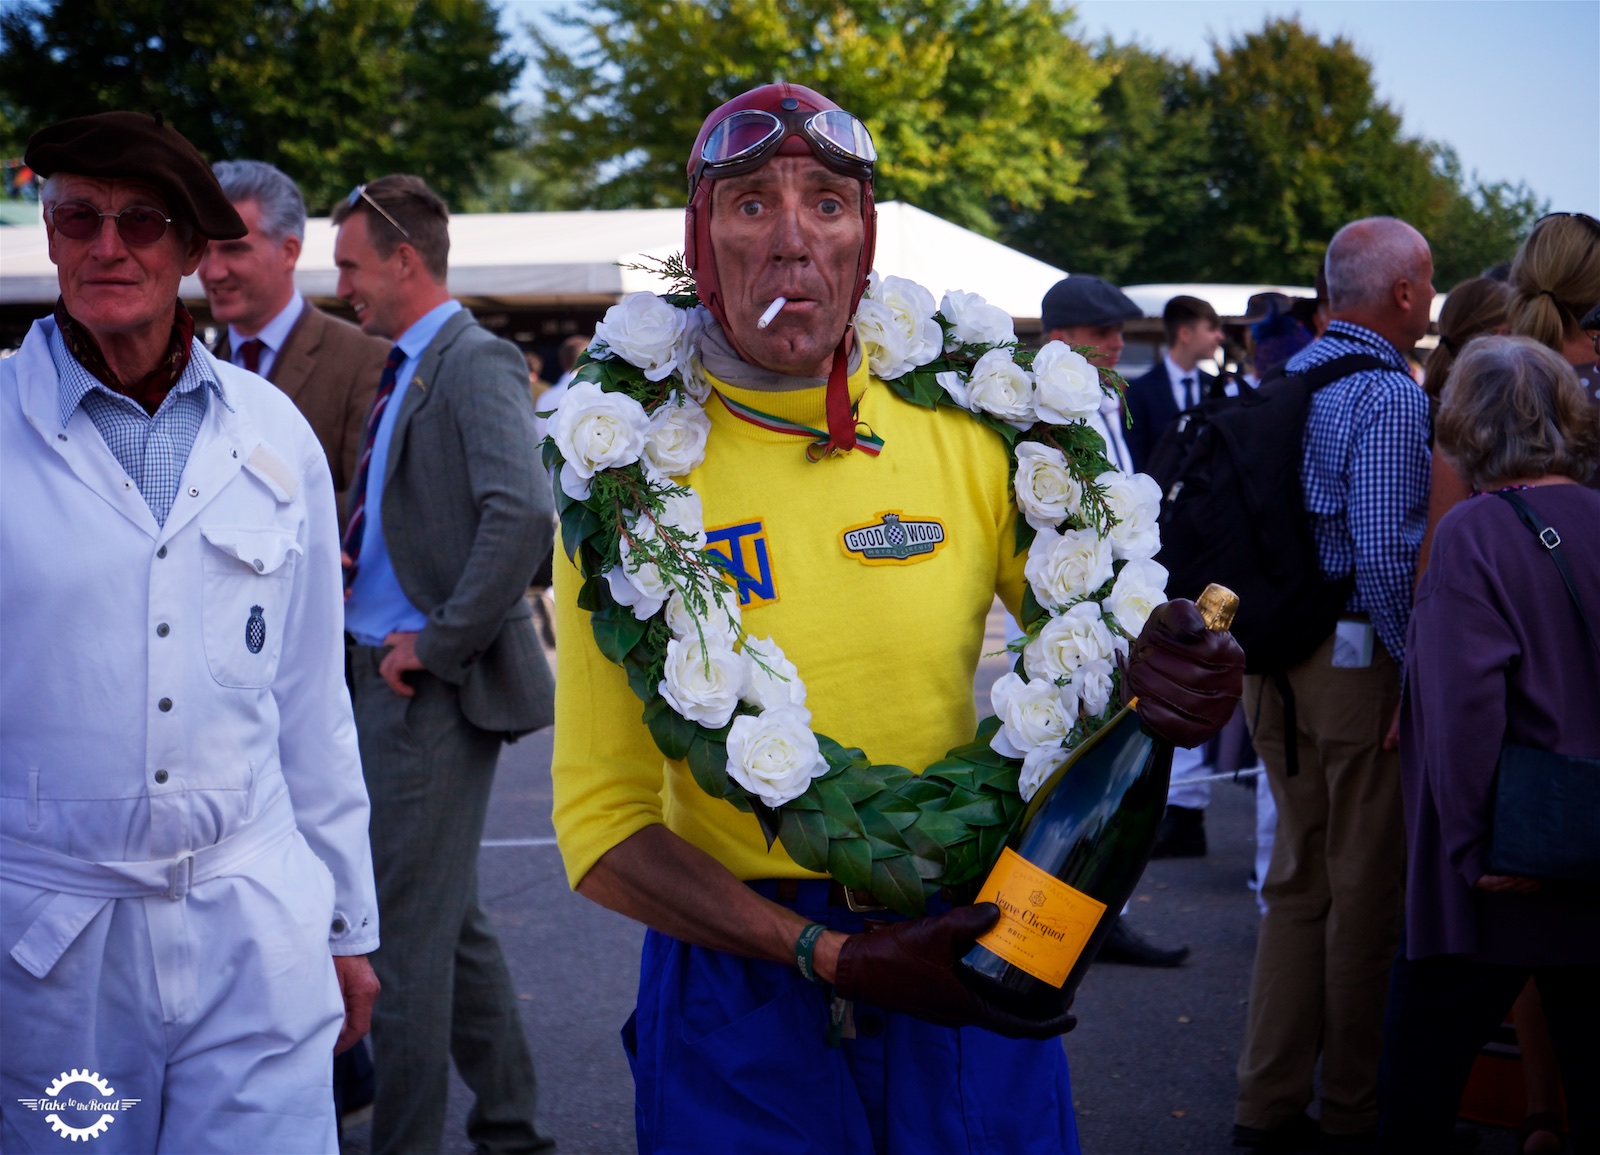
51, 326, 232, 527
1288, 320, 1431, 665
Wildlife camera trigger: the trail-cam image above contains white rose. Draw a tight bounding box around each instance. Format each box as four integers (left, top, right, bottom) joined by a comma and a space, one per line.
1024, 525, 1115, 611
550, 379, 649, 499
858, 273, 941, 381
643, 396, 711, 479
656, 488, 707, 550
1031, 342, 1103, 424
740, 636, 808, 713
1098, 470, 1163, 560
1023, 601, 1117, 682
988, 672, 1074, 759
659, 636, 745, 728
1018, 743, 1071, 803
1106, 557, 1169, 639
665, 582, 742, 645
675, 305, 713, 403
940, 289, 1016, 348
592, 292, 687, 382
965, 349, 1035, 430
605, 522, 675, 620
1071, 657, 1117, 718
935, 370, 971, 409
1013, 441, 1082, 531
726, 706, 828, 807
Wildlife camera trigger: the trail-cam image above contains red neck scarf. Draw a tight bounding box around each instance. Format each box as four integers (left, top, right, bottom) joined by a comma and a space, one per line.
55, 298, 197, 416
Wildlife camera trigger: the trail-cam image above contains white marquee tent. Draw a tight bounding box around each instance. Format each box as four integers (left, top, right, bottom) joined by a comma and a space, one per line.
0, 201, 1070, 321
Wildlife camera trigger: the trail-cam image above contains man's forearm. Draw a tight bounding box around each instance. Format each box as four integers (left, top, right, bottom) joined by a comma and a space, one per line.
577, 824, 845, 981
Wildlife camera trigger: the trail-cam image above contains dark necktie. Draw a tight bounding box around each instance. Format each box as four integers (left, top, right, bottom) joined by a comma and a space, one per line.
1181, 375, 1196, 410
341, 345, 407, 591
239, 338, 265, 375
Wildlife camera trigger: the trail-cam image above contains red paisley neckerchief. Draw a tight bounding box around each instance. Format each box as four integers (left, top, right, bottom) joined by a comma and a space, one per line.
55, 297, 197, 416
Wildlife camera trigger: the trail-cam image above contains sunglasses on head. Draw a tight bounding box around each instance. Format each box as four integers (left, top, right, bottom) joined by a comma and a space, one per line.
346, 184, 411, 239
1534, 211, 1600, 236
50, 201, 173, 246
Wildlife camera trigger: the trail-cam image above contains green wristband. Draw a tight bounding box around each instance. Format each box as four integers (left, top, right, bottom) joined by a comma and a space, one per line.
794, 922, 827, 982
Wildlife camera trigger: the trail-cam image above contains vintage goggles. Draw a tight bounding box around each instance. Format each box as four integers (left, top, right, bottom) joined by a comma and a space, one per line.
694, 107, 876, 191
50, 201, 173, 246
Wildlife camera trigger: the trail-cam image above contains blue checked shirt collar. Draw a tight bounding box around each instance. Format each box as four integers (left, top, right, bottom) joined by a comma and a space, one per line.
50, 326, 233, 526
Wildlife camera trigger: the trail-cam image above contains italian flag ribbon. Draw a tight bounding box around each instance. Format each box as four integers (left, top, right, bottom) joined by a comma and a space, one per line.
716, 391, 884, 461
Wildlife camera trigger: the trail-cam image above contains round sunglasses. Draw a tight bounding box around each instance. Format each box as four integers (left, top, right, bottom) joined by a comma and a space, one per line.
50, 201, 174, 247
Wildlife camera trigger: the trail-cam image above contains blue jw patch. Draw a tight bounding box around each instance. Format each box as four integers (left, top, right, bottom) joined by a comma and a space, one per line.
705, 520, 779, 609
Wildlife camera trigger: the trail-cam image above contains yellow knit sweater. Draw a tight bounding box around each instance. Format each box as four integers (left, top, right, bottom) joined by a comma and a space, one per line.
551, 360, 1027, 886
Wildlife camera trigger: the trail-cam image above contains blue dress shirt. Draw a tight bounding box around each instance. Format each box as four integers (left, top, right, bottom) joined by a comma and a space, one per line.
344, 300, 462, 646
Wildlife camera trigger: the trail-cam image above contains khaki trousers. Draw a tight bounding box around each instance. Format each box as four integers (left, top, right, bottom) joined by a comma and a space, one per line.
1236, 629, 1406, 1136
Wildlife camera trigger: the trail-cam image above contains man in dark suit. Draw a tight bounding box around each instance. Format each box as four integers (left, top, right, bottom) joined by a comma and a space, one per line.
199, 161, 386, 525
333, 174, 556, 1155
1122, 294, 1223, 473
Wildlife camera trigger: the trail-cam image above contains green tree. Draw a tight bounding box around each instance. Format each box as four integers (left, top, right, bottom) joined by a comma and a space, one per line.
0, 0, 524, 212
1000, 17, 1544, 288
525, 0, 1108, 236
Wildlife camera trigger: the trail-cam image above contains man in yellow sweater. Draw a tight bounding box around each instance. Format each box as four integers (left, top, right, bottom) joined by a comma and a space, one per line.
551, 83, 1241, 1153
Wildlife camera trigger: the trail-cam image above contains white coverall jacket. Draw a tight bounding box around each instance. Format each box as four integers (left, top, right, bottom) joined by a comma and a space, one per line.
0, 317, 378, 1154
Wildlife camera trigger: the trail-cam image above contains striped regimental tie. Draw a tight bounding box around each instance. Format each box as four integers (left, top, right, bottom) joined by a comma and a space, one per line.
340, 344, 406, 591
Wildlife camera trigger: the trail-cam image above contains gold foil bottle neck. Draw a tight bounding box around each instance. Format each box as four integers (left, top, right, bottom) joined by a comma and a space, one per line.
1197, 583, 1239, 632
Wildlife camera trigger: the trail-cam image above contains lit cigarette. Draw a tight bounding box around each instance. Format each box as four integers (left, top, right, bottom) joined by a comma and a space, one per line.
757, 297, 787, 329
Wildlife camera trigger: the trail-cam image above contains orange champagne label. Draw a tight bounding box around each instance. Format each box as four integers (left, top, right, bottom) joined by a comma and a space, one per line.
973, 847, 1108, 988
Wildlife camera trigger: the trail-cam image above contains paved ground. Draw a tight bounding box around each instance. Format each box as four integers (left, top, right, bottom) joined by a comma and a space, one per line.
341, 607, 1529, 1155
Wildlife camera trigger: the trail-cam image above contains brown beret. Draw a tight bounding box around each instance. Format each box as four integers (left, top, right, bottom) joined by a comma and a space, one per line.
25, 111, 246, 240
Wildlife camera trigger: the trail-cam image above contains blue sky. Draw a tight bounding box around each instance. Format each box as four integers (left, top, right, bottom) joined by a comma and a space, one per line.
500, 0, 1600, 216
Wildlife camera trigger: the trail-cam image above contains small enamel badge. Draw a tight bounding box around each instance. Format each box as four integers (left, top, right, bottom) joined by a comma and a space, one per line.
840, 511, 947, 566
246, 605, 266, 654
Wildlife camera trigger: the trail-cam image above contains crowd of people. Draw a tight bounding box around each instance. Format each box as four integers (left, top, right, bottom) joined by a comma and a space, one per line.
1, 87, 1596, 1155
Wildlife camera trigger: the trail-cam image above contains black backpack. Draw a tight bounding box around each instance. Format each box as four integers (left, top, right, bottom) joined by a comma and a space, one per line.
1147, 353, 1389, 676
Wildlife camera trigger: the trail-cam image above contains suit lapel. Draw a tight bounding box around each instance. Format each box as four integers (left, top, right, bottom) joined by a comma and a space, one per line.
383, 308, 473, 487
268, 304, 319, 404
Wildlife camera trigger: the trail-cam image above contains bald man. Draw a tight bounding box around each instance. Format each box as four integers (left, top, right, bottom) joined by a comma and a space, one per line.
1233, 217, 1434, 1152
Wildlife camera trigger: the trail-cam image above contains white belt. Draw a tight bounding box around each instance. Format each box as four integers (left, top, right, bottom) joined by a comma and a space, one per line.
1, 794, 299, 979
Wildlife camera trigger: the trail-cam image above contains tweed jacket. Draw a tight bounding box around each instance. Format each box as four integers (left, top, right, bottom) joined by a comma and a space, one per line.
220, 303, 387, 520
369, 307, 553, 736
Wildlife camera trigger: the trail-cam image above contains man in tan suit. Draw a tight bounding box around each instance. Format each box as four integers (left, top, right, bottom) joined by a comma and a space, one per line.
200, 160, 386, 522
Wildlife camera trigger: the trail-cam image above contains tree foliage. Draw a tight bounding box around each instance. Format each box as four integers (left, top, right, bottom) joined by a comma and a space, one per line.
525, 0, 1108, 236
999, 18, 1544, 289
0, 0, 523, 212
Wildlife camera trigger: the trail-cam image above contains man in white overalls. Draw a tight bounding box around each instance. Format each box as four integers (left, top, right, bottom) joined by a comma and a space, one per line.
0, 111, 379, 1154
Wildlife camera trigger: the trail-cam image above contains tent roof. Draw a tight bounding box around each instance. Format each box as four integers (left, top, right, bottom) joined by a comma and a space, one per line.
0, 201, 1069, 320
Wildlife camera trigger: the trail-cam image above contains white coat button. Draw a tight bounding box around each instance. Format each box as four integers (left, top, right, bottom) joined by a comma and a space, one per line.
156, 623, 170, 637
154, 769, 169, 784
157, 546, 168, 559
188, 487, 199, 498
253, 559, 265, 572
331, 918, 347, 934
158, 697, 173, 712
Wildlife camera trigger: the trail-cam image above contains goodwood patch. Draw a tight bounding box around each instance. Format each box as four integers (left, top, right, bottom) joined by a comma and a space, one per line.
840, 512, 947, 566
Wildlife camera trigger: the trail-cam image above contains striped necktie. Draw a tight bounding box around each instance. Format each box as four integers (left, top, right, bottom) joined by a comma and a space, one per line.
341, 344, 406, 591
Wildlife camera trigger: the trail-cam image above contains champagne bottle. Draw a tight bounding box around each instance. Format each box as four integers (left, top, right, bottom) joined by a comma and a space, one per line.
958, 584, 1238, 1017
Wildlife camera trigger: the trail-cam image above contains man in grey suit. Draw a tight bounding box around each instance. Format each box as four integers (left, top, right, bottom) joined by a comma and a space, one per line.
200, 160, 386, 525
333, 173, 555, 1155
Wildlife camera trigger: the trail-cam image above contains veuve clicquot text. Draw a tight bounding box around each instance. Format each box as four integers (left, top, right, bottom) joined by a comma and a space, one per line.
959, 584, 1239, 1018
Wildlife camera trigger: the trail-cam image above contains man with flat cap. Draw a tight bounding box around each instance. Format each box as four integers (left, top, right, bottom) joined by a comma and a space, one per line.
0, 111, 379, 1153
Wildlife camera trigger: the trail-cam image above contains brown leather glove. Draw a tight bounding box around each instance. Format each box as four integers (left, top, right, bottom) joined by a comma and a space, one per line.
832, 903, 1078, 1040
1124, 598, 1245, 748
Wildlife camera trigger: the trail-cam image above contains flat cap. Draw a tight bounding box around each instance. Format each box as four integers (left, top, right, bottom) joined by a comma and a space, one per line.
26, 111, 246, 240
1041, 275, 1143, 330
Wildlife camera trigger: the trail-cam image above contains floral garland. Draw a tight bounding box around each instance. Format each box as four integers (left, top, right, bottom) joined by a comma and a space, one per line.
544, 264, 1168, 915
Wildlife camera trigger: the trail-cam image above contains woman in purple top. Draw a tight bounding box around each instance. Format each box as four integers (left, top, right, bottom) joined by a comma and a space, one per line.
1377, 336, 1600, 1154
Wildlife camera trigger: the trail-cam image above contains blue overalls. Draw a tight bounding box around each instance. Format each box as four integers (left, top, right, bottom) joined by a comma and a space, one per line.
623, 880, 1082, 1154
